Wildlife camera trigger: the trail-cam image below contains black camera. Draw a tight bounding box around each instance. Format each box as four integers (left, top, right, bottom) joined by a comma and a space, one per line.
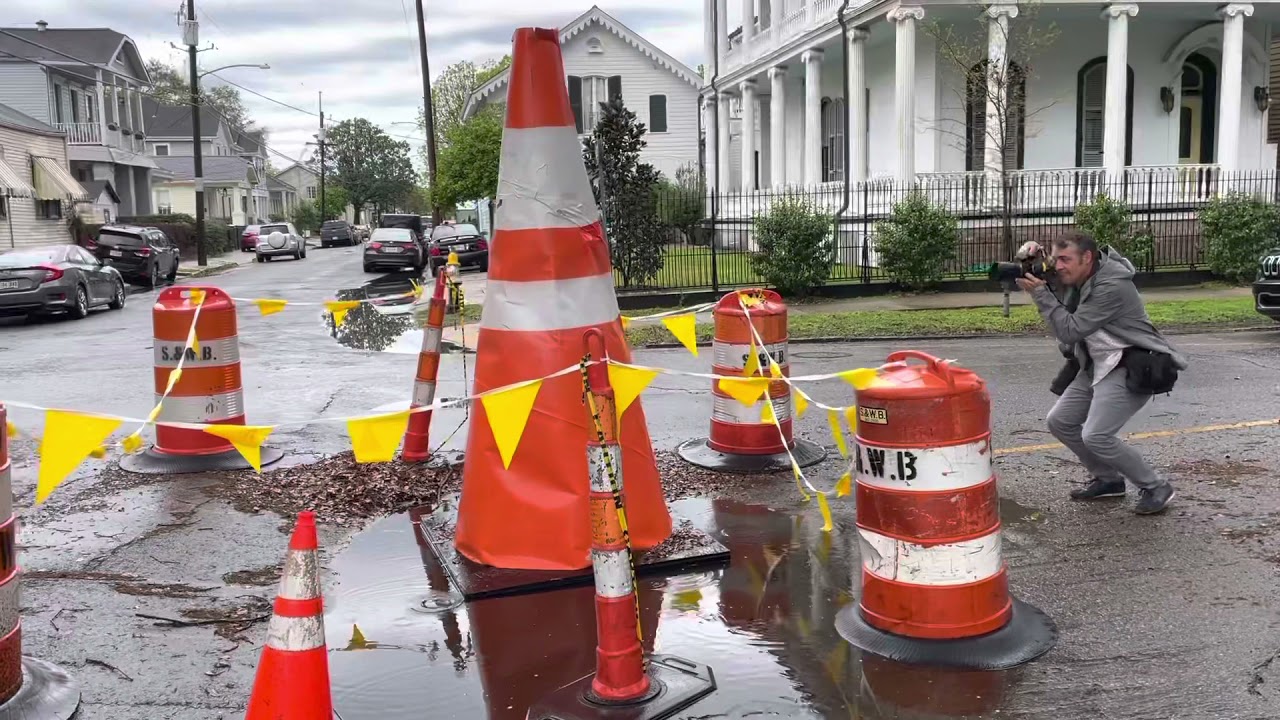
989, 242, 1053, 284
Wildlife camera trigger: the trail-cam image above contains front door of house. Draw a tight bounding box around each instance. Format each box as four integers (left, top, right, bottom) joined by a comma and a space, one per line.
1179, 96, 1203, 164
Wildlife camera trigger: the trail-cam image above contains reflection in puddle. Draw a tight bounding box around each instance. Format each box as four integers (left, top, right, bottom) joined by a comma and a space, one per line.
325, 276, 422, 353
326, 499, 1019, 719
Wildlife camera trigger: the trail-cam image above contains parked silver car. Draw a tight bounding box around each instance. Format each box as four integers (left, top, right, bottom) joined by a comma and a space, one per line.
0, 244, 126, 320
255, 222, 307, 262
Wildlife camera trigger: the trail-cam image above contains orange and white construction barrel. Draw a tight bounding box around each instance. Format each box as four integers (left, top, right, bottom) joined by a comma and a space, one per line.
835, 350, 1057, 671
402, 272, 448, 463
120, 287, 283, 474
678, 289, 825, 473
0, 403, 81, 717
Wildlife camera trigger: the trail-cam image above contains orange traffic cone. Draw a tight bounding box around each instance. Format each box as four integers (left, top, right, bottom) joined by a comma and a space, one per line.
454, 26, 672, 571
246, 511, 332, 719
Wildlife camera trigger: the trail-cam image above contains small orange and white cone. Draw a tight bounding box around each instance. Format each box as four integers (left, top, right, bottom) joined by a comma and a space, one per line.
246, 511, 332, 720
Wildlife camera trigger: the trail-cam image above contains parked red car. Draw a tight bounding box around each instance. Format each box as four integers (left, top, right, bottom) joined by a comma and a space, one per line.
241, 225, 261, 252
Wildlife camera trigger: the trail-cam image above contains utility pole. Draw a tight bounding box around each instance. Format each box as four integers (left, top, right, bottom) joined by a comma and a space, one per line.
318, 91, 326, 221
184, 0, 207, 266
413, 0, 441, 226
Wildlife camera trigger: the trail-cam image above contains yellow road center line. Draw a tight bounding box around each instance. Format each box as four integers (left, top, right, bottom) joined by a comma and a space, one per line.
995, 418, 1280, 457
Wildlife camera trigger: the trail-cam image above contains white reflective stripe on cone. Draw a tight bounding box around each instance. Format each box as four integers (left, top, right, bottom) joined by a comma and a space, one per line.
0, 571, 18, 636
712, 340, 788, 369
277, 549, 321, 600
857, 527, 1002, 586
0, 465, 10, 519
412, 381, 436, 408
587, 444, 624, 493
590, 549, 634, 598
712, 394, 792, 424
265, 614, 326, 652
481, 274, 619, 332
420, 326, 443, 353
154, 390, 245, 423
153, 337, 240, 368
495, 125, 600, 231
852, 437, 992, 492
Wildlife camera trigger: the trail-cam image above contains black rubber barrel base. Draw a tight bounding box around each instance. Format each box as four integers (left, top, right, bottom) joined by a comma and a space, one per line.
676, 437, 826, 474
119, 445, 284, 475
0, 657, 81, 720
527, 655, 717, 720
835, 597, 1059, 671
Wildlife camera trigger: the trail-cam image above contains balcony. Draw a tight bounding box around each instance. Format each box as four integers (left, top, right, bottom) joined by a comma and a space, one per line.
723, 0, 851, 72
55, 122, 103, 145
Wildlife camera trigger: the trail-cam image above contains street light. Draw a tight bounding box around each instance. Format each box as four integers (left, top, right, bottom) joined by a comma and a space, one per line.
199, 63, 270, 79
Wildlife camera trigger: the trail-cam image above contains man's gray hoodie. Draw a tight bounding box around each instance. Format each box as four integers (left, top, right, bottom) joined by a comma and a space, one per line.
1030, 248, 1189, 371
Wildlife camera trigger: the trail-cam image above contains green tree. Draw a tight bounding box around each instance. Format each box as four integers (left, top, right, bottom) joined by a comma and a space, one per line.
657, 162, 707, 245
419, 55, 512, 171
320, 118, 417, 222
583, 97, 665, 288
290, 201, 320, 234
144, 59, 253, 131
321, 185, 350, 221
432, 105, 503, 210
476, 55, 511, 86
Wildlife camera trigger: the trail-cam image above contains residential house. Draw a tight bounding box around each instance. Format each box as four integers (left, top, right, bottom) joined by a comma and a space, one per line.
0, 102, 89, 249
153, 156, 261, 226
266, 174, 298, 220
0, 21, 159, 215
274, 162, 355, 222
78, 179, 120, 224
463, 5, 703, 179
701, 0, 1278, 200
234, 129, 271, 223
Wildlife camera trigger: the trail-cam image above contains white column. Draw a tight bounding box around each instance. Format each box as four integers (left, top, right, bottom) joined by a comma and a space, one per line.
94, 70, 107, 142
984, 4, 1018, 175
803, 49, 824, 185
704, 95, 719, 190
717, 0, 729, 66
889, 6, 925, 183
704, 0, 716, 83
848, 29, 868, 184
1218, 3, 1254, 173
772, 0, 785, 36
123, 85, 134, 131
741, 0, 756, 49
769, 66, 788, 187
741, 80, 758, 191
1101, 3, 1138, 177
718, 93, 733, 189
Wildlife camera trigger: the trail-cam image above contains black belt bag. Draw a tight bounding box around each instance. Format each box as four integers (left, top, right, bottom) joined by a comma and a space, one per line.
1121, 347, 1179, 395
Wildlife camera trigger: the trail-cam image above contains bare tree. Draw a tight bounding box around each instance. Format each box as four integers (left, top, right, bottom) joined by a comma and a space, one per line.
926, 2, 1059, 257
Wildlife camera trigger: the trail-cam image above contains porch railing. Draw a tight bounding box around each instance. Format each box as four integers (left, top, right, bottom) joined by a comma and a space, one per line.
55, 122, 102, 145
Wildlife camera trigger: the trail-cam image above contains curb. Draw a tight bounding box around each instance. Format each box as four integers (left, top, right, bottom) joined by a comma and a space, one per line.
176, 262, 241, 279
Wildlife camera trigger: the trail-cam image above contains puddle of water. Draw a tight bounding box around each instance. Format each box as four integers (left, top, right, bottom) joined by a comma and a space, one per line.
1000, 497, 1046, 527
325, 278, 423, 353
325, 497, 1024, 719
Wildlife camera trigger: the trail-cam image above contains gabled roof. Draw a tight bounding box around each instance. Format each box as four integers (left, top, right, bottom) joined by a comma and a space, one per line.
0, 101, 61, 136
142, 97, 223, 140
464, 5, 701, 118
266, 174, 296, 191
276, 162, 318, 180
0, 26, 150, 82
155, 156, 257, 184
235, 129, 265, 155
81, 180, 120, 204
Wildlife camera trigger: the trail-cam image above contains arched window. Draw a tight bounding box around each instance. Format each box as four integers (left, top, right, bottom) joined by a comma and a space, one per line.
1076, 57, 1133, 167
820, 97, 846, 182
965, 61, 1025, 171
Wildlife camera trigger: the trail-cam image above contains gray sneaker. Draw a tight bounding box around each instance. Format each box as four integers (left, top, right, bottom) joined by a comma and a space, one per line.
1134, 483, 1175, 515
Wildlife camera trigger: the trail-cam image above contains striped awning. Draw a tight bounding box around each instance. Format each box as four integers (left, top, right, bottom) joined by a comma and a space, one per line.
0, 157, 34, 199
32, 156, 90, 202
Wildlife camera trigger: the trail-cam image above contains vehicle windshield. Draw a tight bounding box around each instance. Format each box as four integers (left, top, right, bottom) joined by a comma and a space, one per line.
244, 225, 261, 234
322, 221, 348, 229
0, 246, 70, 267
431, 224, 480, 240
260, 225, 289, 235
372, 228, 414, 242
97, 230, 146, 247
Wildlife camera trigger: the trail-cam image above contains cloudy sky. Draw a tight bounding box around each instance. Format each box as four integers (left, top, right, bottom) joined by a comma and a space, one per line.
4, 1, 708, 168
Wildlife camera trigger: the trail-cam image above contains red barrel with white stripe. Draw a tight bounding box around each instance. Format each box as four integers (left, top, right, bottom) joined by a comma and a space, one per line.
152, 287, 243, 456
709, 289, 791, 455
852, 350, 1009, 640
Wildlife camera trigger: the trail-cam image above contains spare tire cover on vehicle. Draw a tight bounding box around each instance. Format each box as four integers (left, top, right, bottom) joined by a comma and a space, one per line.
267, 232, 287, 249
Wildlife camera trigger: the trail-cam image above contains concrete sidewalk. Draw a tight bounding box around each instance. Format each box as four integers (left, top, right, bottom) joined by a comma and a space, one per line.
786, 284, 1251, 314
176, 250, 258, 278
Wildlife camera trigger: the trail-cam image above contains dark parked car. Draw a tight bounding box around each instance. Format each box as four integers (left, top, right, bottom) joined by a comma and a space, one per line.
0, 244, 126, 320
1254, 248, 1280, 321
428, 222, 488, 275
241, 225, 261, 252
363, 227, 425, 273
320, 220, 356, 248
95, 225, 180, 287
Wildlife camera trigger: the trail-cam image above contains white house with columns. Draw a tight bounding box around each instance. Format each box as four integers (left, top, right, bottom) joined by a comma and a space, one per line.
701, 0, 1277, 207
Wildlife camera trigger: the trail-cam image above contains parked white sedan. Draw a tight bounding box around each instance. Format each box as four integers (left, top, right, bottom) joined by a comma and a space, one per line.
255, 222, 307, 262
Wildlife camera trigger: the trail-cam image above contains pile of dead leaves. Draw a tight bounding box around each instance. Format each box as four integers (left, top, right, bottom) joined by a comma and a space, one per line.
214, 452, 463, 526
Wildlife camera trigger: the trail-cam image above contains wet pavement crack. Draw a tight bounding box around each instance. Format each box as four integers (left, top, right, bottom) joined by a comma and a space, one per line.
1248, 647, 1279, 697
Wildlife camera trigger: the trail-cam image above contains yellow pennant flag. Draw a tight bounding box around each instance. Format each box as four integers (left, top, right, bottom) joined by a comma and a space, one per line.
37, 410, 123, 504
620, 316, 632, 331
325, 300, 362, 328
89, 445, 108, 459
660, 314, 698, 357
835, 471, 852, 497
204, 425, 275, 473
793, 389, 810, 418
254, 299, 289, 316
843, 406, 858, 436
827, 409, 848, 458
346, 624, 372, 651
346, 410, 411, 463
122, 432, 144, 454
839, 368, 878, 391
719, 377, 769, 407
186, 326, 201, 356
607, 364, 658, 418
769, 360, 783, 378
5, 420, 16, 439
760, 398, 778, 424
743, 335, 761, 377
816, 492, 834, 533
481, 380, 542, 469
146, 403, 164, 424
738, 291, 763, 308
792, 460, 811, 501
188, 289, 207, 306
164, 368, 183, 395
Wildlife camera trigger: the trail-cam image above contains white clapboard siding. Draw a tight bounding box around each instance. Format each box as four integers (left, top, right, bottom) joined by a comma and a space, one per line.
0, 125, 76, 249
0, 65, 53, 125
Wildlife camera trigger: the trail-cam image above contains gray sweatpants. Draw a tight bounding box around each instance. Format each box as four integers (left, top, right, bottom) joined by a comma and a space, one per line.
1046, 367, 1164, 490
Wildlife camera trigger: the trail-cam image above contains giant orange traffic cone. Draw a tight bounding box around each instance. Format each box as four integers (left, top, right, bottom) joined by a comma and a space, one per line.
454, 27, 672, 571
246, 511, 332, 719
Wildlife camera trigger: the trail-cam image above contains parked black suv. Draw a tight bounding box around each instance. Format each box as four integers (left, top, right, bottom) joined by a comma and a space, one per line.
1253, 248, 1280, 321
94, 225, 180, 287
320, 220, 356, 248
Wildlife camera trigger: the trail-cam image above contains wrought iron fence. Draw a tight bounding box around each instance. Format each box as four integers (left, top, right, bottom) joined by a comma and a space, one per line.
614, 168, 1280, 294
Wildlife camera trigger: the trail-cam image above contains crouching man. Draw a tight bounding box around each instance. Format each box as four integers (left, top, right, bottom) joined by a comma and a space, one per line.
1016, 232, 1187, 515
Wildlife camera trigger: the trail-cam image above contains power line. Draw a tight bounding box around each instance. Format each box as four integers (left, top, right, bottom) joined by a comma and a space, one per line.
206, 72, 318, 117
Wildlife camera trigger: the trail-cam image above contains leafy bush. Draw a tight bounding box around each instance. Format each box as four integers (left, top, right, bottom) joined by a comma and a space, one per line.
1074, 194, 1154, 270
656, 163, 707, 245
118, 213, 197, 226
875, 193, 958, 290
750, 196, 833, 298
1200, 193, 1280, 283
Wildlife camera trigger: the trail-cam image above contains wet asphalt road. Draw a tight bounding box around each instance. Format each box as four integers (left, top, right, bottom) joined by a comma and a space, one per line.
0, 245, 1278, 718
